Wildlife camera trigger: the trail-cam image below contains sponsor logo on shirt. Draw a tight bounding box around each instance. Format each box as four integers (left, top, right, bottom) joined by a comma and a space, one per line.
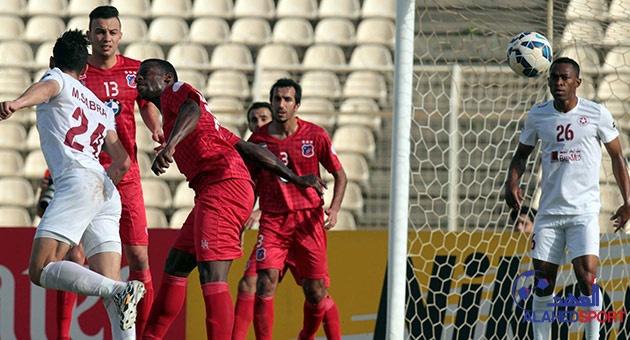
105, 98, 121, 116
577, 115, 589, 126
302, 140, 315, 158
551, 149, 582, 162
201, 239, 209, 249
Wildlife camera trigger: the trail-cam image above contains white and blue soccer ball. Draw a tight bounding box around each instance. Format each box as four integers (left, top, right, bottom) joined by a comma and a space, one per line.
507, 31, 553, 78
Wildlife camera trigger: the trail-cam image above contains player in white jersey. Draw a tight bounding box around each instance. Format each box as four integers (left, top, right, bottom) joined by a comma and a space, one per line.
0, 30, 146, 337
505, 57, 630, 340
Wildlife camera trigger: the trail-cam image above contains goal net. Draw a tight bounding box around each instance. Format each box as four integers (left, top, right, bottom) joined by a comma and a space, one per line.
393, 0, 630, 339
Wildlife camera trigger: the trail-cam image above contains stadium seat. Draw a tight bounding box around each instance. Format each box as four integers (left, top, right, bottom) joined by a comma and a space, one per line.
209, 43, 254, 71
189, 17, 230, 47
0, 15, 25, 42
141, 179, 172, 209
324, 180, 363, 217
151, 0, 191, 19
207, 97, 245, 113
302, 44, 347, 70
597, 74, 630, 101
300, 71, 342, 99
66, 16, 89, 31
167, 42, 209, 68
299, 97, 336, 113
559, 46, 600, 71
0, 207, 32, 227
221, 123, 243, 137
603, 21, 630, 46
25, 0, 66, 17
298, 109, 336, 132
343, 71, 388, 105
24, 16, 65, 44
337, 153, 369, 188
337, 113, 382, 136
333, 209, 357, 230
276, 0, 318, 20
349, 44, 394, 70
230, 18, 272, 47
67, 0, 108, 17
603, 47, 630, 71
332, 125, 376, 160
0, 177, 34, 208
252, 70, 292, 101
0, 0, 25, 16
233, 0, 275, 20
356, 18, 395, 48
361, 0, 396, 20
147, 17, 189, 47
169, 208, 191, 229
145, 208, 168, 228
118, 16, 148, 44
0, 150, 23, 177
0, 122, 26, 151
177, 70, 207, 90
318, 0, 361, 20
213, 111, 246, 128
110, 0, 150, 19
192, 0, 233, 19
172, 181, 195, 209
136, 124, 161, 153
609, 0, 630, 21
159, 160, 186, 183
256, 44, 300, 68
566, 0, 607, 22
339, 97, 380, 113
205, 70, 250, 99
34, 41, 56, 68
124, 42, 165, 60
0, 68, 32, 95
136, 151, 153, 178
23, 150, 47, 180
560, 21, 604, 47
272, 18, 314, 47
25, 125, 40, 151
314, 18, 356, 47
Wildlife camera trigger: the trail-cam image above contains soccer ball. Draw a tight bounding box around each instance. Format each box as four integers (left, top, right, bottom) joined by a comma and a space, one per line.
506, 31, 553, 78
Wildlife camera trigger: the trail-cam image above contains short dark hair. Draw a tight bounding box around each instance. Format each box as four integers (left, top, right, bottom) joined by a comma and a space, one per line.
246, 102, 273, 119
551, 57, 580, 78
269, 78, 302, 104
53, 29, 90, 74
510, 206, 537, 223
89, 6, 120, 30
140, 58, 178, 83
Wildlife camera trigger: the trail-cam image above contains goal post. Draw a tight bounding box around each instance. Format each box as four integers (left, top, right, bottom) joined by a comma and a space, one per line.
389, 0, 630, 339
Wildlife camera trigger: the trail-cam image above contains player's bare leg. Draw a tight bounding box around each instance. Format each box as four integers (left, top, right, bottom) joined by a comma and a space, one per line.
254, 268, 281, 340
573, 255, 601, 340
532, 259, 559, 340
232, 275, 257, 340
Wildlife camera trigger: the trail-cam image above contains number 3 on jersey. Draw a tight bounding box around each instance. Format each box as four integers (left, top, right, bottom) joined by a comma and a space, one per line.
64, 107, 106, 157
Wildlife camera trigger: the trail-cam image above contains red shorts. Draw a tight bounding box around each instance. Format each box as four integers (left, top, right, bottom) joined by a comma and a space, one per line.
172, 179, 254, 262
118, 169, 148, 246
254, 209, 330, 284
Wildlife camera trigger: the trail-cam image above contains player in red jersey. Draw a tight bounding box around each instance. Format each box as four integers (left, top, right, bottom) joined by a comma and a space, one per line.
135, 59, 324, 339
56, 6, 162, 339
249, 78, 347, 340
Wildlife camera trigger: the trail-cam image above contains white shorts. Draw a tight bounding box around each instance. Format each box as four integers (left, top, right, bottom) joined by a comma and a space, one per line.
530, 213, 600, 265
35, 168, 122, 257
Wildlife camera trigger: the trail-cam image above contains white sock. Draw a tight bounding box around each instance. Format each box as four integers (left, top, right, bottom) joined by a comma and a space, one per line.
103, 297, 135, 340
40, 261, 126, 298
532, 294, 554, 340
583, 289, 602, 340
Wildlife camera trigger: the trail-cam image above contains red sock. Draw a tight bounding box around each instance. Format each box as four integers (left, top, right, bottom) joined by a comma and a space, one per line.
232, 292, 255, 340
298, 299, 326, 340
253, 295, 274, 340
142, 273, 187, 339
322, 296, 341, 340
129, 268, 154, 337
56, 290, 77, 340
202, 282, 233, 339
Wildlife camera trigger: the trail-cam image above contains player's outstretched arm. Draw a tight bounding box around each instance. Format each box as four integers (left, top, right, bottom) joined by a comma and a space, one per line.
604, 137, 630, 232
102, 130, 131, 185
152, 98, 201, 175
324, 168, 348, 230
234, 140, 325, 196
139, 101, 165, 149
0, 81, 60, 121
504, 142, 535, 211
